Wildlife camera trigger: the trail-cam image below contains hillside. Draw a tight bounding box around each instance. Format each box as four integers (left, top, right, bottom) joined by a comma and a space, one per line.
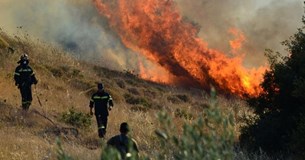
0, 31, 251, 159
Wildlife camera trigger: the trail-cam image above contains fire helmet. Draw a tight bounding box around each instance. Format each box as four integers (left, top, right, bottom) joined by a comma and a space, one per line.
120, 122, 130, 133
98, 83, 104, 90
18, 54, 29, 64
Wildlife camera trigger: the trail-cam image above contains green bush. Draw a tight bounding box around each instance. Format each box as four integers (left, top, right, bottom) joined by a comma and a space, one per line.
155, 96, 235, 160
61, 107, 92, 128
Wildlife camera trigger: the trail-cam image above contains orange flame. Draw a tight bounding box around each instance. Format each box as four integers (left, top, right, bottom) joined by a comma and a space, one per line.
93, 0, 267, 97
229, 28, 246, 54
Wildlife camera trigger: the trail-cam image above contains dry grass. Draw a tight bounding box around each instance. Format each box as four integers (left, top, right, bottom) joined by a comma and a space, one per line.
0, 30, 265, 159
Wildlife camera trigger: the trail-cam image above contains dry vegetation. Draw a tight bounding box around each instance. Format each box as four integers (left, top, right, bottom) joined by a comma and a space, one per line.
0, 29, 263, 160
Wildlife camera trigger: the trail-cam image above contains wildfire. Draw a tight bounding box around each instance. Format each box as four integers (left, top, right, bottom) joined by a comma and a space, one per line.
229, 28, 246, 54
93, 0, 267, 97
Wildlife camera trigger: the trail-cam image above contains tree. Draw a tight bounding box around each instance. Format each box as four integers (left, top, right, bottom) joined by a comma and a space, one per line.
240, 11, 305, 158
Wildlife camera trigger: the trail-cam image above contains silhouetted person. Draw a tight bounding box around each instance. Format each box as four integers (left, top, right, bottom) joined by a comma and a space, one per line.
107, 122, 139, 160
14, 54, 38, 111
89, 83, 113, 138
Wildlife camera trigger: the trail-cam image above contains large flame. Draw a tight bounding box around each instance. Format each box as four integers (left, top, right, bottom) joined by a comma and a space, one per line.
93, 0, 267, 97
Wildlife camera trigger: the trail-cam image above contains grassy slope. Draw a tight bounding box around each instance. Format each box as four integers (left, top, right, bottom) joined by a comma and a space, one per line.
0, 31, 251, 160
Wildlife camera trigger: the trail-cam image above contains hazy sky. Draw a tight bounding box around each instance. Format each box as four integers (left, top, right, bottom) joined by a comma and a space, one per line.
175, 0, 304, 67
0, 0, 303, 69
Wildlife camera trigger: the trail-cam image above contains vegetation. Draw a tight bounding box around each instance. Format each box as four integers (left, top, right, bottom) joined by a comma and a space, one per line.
1, 29, 246, 160
240, 13, 305, 158
2, 11, 305, 159
61, 107, 92, 128
155, 93, 235, 160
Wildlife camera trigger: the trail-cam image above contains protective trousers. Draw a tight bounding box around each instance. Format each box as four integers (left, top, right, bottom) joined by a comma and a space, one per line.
95, 114, 108, 138
19, 84, 32, 110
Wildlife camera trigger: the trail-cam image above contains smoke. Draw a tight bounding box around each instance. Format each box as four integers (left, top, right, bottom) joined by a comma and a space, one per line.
174, 0, 304, 67
0, 0, 139, 70
0, 0, 303, 71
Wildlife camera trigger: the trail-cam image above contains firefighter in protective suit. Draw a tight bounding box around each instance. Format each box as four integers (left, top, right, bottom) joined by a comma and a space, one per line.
89, 83, 113, 138
14, 54, 38, 111
107, 122, 139, 160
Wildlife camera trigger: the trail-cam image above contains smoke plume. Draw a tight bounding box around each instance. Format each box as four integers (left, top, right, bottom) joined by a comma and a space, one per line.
0, 0, 303, 95
175, 0, 303, 67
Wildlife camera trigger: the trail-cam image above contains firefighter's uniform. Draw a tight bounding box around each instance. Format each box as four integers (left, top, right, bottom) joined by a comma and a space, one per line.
14, 54, 38, 110
90, 83, 113, 138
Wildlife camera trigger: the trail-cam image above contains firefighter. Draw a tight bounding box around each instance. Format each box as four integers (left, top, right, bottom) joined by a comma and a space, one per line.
14, 54, 38, 111
107, 122, 139, 160
89, 83, 114, 138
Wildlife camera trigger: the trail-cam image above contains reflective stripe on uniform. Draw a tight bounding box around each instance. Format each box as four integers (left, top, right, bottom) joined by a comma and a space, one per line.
22, 101, 31, 104
98, 126, 105, 129
14, 72, 20, 76
93, 96, 109, 100
18, 69, 32, 72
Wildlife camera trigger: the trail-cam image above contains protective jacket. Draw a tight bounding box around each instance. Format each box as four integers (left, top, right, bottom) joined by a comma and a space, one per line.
89, 91, 113, 116
107, 134, 139, 159
14, 64, 37, 87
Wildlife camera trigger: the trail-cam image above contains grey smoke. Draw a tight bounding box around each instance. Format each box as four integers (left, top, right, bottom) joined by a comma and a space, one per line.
175, 0, 304, 67
0, 0, 138, 70
0, 0, 303, 70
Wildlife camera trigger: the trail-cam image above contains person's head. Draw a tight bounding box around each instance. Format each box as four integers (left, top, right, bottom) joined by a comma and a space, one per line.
18, 53, 29, 65
97, 83, 104, 92
120, 122, 130, 134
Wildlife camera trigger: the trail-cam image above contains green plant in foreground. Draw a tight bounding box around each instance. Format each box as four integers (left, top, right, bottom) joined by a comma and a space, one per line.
155, 95, 235, 160
56, 138, 74, 160
61, 107, 92, 128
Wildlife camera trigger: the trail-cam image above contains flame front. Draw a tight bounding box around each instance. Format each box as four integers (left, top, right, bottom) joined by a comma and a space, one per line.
93, 0, 267, 97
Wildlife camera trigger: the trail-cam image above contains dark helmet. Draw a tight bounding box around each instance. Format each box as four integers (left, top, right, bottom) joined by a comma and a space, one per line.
20, 54, 29, 61
98, 83, 104, 90
18, 53, 29, 64
120, 122, 130, 133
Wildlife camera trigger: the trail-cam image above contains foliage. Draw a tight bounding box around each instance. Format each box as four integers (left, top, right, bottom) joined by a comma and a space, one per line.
241, 14, 305, 157
56, 138, 74, 160
155, 95, 235, 160
174, 108, 194, 120
101, 146, 123, 160
124, 93, 152, 108
61, 107, 92, 128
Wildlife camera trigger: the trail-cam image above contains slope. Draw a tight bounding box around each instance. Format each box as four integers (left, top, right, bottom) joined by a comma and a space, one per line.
0, 30, 250, 159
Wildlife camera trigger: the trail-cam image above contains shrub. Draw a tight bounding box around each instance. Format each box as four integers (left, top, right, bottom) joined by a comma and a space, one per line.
61, 107, 92, 128
174, 108, 194, 120
155, 95, 235, 160
124, 94, 152, 108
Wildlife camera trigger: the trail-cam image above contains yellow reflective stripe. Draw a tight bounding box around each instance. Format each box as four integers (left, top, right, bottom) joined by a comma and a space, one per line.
14, 72, 20, 76
90, 99, 94, 102
18, 69, 32, 72
22, 101, 31, 104
98, 126, 105, 129
93, 96, 109, 100
93, 96, 102, 99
